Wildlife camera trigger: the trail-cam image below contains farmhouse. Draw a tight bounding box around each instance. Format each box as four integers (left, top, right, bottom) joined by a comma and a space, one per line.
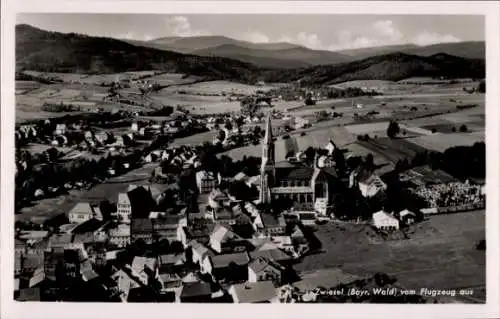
399, 209, 417, 224
209, 224, 248, 254
350, 169, 387, 198
248, 256, 284, 285
372, 211, 399, 230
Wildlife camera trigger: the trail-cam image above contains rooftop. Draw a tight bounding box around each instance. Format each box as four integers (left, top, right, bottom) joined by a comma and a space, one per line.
210, 252, 250, 268
249, 248, 291, 263
230, 281, 277, 303
181, 282, 212, 298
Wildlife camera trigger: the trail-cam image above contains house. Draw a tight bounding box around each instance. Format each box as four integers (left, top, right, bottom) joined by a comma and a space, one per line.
151, 214, 184, 243
71, 218, 108, 243
159, 273, 182, 291
196, 170, 219, 194
111, 269, 141, 302
372, 211, 400, 230
55, 124, 67, 135
158, 254, 186, 275
207, 188, 231, 209
68, 203, 99, 224
399, 209, 417, 225
248, 257, 284, 285
325, 140, 337, 156
205, 252, 250, 282
209, 224, 248, 254
298, 212, 317, 226
249, 248, 292, 266
131, 256, 159, 285
131, 218, 153, 244
179, 282, 212, 303
189, 241, 214, 269
108, 223, 131, 248
229, 281, 279, 303
351, 169, 387, 198
254, 213, 287, 237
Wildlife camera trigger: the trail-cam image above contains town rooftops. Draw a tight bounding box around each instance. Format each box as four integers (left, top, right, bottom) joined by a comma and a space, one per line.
29, 268, 46, 287
230, 281, 277, 303
210, 252, 250, 268
399, 209, 416, 217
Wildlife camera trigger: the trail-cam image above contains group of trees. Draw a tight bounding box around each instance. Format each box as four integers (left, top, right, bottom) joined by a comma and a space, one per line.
386, 121, 401, 139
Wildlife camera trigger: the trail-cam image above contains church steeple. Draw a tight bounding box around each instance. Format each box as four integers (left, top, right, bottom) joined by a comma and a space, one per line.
259, 112, 275, 204
262, 112, 275, 167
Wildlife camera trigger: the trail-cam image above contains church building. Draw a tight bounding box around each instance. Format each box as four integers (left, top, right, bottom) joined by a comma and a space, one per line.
258, 113, 340, 211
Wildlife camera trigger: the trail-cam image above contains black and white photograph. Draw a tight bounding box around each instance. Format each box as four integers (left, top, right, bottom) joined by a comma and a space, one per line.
1, 1, 499, 318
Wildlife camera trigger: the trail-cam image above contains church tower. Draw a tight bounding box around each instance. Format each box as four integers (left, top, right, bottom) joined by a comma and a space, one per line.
259, 112, 275, 204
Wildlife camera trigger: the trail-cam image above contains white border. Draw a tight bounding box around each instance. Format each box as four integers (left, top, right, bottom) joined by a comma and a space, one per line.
2, 1, 499, 319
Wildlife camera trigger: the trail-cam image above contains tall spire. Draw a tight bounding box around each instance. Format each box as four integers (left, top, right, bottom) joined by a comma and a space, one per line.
262, 112, 275, 167
260, 111, 275, 205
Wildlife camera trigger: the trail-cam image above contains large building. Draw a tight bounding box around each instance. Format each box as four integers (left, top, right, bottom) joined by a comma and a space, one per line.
258, 113, 340, 210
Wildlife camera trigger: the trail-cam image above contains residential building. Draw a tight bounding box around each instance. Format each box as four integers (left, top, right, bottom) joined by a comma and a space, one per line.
189, 241, 214, 269
108, 223, 131, 248
205, 252, 250, 282
131, 256, 159, 286
209, 224, 249, 254
254, 212, 287, 237
68, 203, 99, 224
117, 186, 156, 223
372, 211, 400, 230
196, 170, 219, 194
179, 282, 212, 303
248, 257, 284, 285
249, 248, 293, 266
399, 209, 417, 225
350, 169, 387, 198
229, 281, 279, 303
158, 254, 185, 275
131, 218, 154, 244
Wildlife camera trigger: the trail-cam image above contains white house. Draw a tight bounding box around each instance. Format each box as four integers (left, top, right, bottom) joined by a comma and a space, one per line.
399, 209, 417, 225
358, 174, 387, 198
372, 211, 399, 230
68, 203, 97, 224
117, 193, 132, 224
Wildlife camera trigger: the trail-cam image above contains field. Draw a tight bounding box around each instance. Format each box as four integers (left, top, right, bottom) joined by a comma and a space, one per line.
408, 132, 485, 152
295, 210, 485, 302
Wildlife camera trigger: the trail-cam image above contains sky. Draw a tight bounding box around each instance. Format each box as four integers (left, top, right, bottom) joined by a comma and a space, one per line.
17, 14, 485, 51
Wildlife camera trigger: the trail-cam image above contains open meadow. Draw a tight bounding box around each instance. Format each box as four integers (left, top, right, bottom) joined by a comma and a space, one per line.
295, 210, 485, 301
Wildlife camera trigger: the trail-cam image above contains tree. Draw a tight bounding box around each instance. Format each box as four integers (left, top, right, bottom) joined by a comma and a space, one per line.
459, 124, 468, 132
386, 121, 400, 139
363, 153, 375, 172
170, 241, 184, 254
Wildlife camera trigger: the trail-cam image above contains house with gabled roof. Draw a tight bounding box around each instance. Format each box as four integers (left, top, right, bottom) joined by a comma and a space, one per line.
205, 252, 250, 282
248, 256, 284, 285
209, 224, 249, 254
68, 202, 100, 224
229, 281, 279, 303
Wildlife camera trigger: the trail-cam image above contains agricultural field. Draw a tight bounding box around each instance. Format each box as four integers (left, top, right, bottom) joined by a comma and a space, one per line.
408, 132, 485, 153
295, 210, 485, 301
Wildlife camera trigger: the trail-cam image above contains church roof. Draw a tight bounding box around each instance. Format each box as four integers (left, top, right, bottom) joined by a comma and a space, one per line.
275, 166, 314, 181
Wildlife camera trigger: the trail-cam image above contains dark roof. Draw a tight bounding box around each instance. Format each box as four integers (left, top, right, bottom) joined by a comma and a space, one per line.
249, 249, 291, 263
181, 282, 212, 298
15, 238, 26, 249
72, 218, 106, 234
316, 167, 338, 180
248, 257, 282, 274
211, 252, 250, 268
22, 254, 44, 271
260, 213, 285, 228
131, 218, 153, 233
275, 166, 314, 181
159, 253, 185, 265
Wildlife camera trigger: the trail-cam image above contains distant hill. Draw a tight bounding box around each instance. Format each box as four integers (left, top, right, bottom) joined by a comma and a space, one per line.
145, 35, 302, 53
263, 52, 485, 85
16, 25, 485, 86
339, 42, 484, 60
15, 24, 260, 81
192, 44, 350, 68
